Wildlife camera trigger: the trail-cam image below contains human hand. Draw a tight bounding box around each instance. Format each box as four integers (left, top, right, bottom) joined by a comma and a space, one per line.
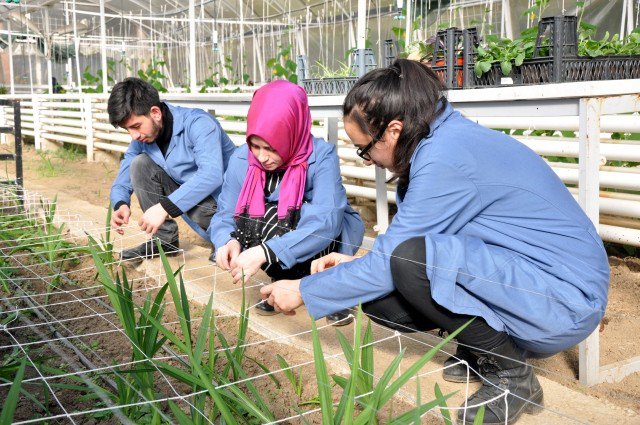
230, 245, 266, 284
110, 205, 131, 235
138, 203, 168, 235
215, 239, 241, 271
310, 252, 356, 274
260, 279, 303, 315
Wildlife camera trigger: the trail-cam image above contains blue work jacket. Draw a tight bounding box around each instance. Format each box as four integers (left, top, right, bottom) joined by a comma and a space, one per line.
209, 138, 365, 268
300, 102, 610, 355
110, 103, 236, 239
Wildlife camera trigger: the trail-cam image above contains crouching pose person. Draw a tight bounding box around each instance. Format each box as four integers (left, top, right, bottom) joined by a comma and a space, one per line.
210, 80, 364, 325
261, 60, 609, 424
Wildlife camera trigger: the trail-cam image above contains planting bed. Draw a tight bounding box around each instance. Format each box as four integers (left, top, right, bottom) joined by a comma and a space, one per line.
0, 145, 638, 424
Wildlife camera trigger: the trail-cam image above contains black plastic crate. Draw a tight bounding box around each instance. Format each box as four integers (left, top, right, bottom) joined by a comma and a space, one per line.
430, 27, 464, 89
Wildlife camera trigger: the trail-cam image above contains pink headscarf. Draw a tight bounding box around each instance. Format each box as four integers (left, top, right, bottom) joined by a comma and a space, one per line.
234, 80, 313, 220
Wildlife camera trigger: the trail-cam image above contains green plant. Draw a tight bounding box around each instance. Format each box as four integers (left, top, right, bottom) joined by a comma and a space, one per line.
11, 197, 83, 302
276, 354, 304, 398
312, 61, 353, 78
312, 307, 470, 423
0, 85, 8, 95
579, 26, 640, 57
267, 45, 298, 84
137, 58, 168, 93
37, 151, 61, 177
0, 357, 26, 423
82, 60, 116, 93
474, 33, 536, 77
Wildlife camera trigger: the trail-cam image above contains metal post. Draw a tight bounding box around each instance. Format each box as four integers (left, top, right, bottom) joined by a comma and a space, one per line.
189, 0, 197, 92
84, 97, 95, 162
356, 0, 366, 77
13, 101, 22, 188
44, 6, 54, 94
8, 20, 15, 95
99, 0, 108, 93
578, 96, 602, 387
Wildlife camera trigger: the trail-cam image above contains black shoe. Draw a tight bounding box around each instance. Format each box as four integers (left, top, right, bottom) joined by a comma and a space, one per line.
457, 339, 544, 425
325, 309, 354, 327
254, 300, 279, 316
120, 239, 180, 262
443, 344, 481, 383
208, 249, 215, 263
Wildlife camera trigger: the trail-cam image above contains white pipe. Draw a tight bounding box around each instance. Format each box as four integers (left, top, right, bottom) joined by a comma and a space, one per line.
469, 115, 640, 133
600, 224, 640, 246
189, 0, 197, 93
8, 20, 14, 95
99, 0, 108, 93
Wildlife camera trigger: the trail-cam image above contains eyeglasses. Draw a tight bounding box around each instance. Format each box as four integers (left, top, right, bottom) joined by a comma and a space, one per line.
356, 129, 385, 161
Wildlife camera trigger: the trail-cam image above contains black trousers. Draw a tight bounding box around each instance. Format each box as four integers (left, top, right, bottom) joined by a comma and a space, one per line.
130, 153, 216, 243
362, 237, 508, 351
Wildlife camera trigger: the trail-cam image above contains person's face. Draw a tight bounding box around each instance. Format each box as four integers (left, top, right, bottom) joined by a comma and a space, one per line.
344, 117, 402, 171
248, 136, 284, 171
120, 105, 163, 143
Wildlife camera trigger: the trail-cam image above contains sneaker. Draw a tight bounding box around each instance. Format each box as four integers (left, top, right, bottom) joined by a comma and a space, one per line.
326, 309, 353, 327
120, 239, 180, 263
254, 299, 279, 316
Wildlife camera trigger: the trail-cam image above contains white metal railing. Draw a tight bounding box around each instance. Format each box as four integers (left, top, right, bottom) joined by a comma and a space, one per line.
2, 80, 640, 388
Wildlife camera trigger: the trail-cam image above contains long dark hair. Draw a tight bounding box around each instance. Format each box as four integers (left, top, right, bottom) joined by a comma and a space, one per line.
343, 59, 446, 189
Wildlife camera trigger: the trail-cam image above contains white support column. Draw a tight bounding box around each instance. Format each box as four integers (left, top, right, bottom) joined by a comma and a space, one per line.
44, 7, 53, 94
323, 117, 339, 146
100, 0, 108, 93
8, 20, 15, 95
578, 97, 602, 387
374, 168, 389, 233
239, 0, 245, 84
84, 97, 95, 162
189, 0, 197, 92
357, 0, 366, 50
405, 0, 412, 48
33, 96, 42, 150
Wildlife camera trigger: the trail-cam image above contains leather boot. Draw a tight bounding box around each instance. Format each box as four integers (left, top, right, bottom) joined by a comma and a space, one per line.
120, 239, 180, 263
442, 344, 481, 383
325, 309, 354, 327
458, 339, 544, 425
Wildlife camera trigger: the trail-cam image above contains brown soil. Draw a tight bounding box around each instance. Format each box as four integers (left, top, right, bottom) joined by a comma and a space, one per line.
1, 143, 639, 421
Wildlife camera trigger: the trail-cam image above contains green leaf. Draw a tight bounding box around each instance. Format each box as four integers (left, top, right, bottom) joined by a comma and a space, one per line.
500, 60, 512, 76
473, 405, 486, 424
434, 383, 454, 425
0, 357, 26, 424
388, 391, 456, 424
311, 319, 334, 424
169, 401, 196, 425
514, 53, 525, 66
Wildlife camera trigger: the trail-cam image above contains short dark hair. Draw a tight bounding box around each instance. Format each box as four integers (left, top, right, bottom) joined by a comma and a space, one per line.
343, 59, 446, 189
107, 78, 161, 127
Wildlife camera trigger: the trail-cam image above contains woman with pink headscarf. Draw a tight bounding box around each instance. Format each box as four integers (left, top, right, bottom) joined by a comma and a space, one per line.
209, 80, 364, 324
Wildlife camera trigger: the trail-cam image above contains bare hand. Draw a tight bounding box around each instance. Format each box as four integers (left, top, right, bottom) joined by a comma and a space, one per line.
310, 252, 356, 274
215, 239, 241, 271
138, 203, 168, 235
230, 245, 266, 284
260, 279, 303, 315
110, 205, 131, 235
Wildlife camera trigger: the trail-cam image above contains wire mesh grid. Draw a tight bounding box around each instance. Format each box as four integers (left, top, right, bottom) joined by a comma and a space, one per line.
0, 183, 603, 424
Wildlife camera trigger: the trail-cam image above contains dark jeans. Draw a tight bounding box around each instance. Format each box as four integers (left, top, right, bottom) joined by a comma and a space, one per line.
362, 237, 508, 352
130, 153, 216, 243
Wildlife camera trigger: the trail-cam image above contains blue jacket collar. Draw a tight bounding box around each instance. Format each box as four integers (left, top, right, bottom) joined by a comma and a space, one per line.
166, 103, 185, 137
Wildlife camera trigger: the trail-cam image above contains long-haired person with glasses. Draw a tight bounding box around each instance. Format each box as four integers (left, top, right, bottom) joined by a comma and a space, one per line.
261, 59, 609, 424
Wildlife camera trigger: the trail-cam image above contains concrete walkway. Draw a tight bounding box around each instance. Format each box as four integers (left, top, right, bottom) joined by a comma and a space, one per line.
29, 182, 640, 425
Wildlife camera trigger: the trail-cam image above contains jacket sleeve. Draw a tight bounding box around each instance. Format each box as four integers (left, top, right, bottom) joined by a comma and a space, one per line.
209, 151, 245, 250
109, 141, 143, 209
265, 144, 349, 269
299, 157, 482, 319
167, 114, 227, 212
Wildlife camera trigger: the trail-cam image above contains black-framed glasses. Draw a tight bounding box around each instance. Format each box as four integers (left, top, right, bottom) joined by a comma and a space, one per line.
356, 129, 385, 161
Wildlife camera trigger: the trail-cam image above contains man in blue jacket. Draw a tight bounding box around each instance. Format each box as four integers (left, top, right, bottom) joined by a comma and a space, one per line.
108, 78, 236, 261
